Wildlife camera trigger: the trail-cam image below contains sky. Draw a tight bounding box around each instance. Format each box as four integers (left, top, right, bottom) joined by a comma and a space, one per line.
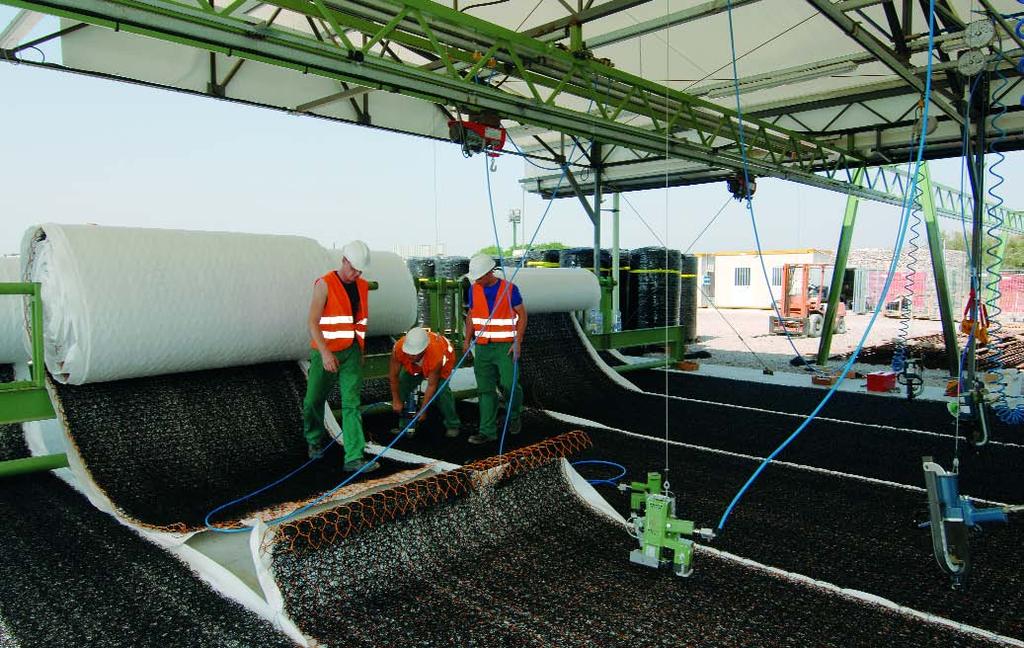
2, 9, 1022, 260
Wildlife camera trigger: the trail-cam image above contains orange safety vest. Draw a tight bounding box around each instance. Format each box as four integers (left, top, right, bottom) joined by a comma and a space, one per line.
396, 330, 455, 379
313, 272, 369, 352
469, 279, 518, 344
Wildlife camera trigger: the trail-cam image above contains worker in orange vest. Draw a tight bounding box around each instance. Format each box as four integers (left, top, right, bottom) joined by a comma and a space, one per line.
302, 240, 378, 473
388, 327, 462, 438
463, 253, 527, 444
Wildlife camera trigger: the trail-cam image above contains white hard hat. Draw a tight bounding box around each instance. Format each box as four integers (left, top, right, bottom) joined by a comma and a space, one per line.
402, 327, 430, 355
342, 240, 371, 271
466, 253, 497, 281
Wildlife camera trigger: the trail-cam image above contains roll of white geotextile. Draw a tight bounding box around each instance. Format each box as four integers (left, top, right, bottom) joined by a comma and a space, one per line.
22, 224, 416, 384
0, 255, 29, 364
327, 249, 417, 336
496, 267, 600, 313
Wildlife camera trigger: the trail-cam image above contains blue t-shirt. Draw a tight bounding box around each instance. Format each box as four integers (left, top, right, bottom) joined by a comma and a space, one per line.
467, 280, 522, 313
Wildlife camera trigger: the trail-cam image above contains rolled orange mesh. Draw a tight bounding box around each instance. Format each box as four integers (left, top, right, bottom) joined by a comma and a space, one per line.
269, 430, 591, 554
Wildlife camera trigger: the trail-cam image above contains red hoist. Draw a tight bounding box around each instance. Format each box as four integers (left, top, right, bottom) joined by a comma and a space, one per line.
448, 110, 507, 158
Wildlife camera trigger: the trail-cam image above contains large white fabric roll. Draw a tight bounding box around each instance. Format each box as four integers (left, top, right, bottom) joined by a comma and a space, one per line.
328, 249, 417, 337
22, 225, 415, 384
496, 267, 600, 313
0, 256, 29, 364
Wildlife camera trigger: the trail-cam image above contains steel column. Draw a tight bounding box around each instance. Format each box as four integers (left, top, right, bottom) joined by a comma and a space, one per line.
817, 167, 864, 365
592, 141, 603, 278
612, 192, 621, 329
917, 162, 960, 375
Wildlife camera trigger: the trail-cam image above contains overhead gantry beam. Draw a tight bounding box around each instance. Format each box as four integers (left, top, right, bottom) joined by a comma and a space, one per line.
0, 0, 888, 200
805, 0, 963, 126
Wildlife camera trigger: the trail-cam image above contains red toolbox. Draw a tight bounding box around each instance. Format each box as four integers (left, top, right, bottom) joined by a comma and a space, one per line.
866, 371, 897, 392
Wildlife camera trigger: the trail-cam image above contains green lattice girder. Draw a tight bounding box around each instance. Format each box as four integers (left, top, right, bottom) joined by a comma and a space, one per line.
0, 0, 892, 196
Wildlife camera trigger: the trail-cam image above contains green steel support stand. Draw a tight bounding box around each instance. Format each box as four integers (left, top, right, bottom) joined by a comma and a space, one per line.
817, 167, 864, 366
918, 163, 960, 376
0, 282, 55, 425
611, 192, 621, 329
0, 453, 68, 478
592, 142, 603, 278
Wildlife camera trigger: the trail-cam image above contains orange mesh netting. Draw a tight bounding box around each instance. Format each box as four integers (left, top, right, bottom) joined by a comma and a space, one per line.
269, 430, 591, 554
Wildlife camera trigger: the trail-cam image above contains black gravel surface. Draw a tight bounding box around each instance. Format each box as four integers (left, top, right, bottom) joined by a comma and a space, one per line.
52, 362, 414, 530
271, 463, 999, 647
520, 315, 1024, 503
626, 368, 1020, 444
0, 365, 28, 462
0, 473, 294, 648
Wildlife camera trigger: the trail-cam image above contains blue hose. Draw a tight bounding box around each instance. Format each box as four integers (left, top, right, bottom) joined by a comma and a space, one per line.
716, 0, 939, 532
571, 460, 627, 486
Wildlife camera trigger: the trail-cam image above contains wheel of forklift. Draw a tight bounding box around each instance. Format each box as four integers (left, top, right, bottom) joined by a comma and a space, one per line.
837, 317, 847, 334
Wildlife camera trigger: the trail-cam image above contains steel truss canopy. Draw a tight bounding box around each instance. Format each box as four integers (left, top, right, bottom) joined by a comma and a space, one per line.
0, 0, 1021, 214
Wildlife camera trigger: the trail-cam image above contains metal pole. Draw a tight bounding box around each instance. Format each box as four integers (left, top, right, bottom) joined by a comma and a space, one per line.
966, 79, 988, 390
0, 453, 68, 479
612, 192, 621, 330
918, 163, 960, 375
592, 142, 603, 278
817, 167, 864, 366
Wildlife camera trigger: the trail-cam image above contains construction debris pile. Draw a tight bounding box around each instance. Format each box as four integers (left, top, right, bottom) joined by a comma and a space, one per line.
857, 327, 1024, 371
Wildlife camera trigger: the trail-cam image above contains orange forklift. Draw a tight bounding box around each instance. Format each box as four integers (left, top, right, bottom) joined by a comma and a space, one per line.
768, 263, 847, 338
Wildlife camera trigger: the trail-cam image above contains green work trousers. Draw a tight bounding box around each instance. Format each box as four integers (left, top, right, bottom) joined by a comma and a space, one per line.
303, 346, 365, 464
473, 341, 523, 439
397, 368, 461, 431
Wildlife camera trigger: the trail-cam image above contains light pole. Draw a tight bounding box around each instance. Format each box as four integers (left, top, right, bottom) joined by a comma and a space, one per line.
508, 208, 522, 252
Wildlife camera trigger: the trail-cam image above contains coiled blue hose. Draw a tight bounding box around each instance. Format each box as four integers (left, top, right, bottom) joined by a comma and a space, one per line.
983, 41, 1024, 425
571, 460, 628, 487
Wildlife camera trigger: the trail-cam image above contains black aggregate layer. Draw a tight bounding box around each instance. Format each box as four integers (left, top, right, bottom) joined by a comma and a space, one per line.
520, 315, 1024, 503
0, 473, 293, 648
52, 362, 413, 529
0, 365, 29, 462
626, 368, 1020, 444
271, 463, 996, 647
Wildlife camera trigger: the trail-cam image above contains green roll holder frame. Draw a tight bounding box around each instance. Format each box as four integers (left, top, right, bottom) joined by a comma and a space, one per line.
0, 281, 66, 478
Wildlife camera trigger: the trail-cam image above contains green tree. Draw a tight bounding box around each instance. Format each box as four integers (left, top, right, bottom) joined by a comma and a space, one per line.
477, 241, 569, 257
944, 230, 1024, 270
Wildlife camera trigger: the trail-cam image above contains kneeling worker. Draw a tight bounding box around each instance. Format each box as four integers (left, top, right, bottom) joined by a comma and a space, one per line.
463, 253, 527, 445
302, 240, 378, 473
389, 327, 462, 437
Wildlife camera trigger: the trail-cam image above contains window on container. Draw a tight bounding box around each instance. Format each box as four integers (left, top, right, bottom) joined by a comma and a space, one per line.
735, 267, 751, 287
771, 266, 783, 286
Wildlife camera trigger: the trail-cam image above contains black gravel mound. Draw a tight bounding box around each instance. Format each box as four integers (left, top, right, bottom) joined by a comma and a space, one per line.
52, 362, 415, 530
519, 315, 1024, 503
271, 463, 999, 647
0, 473, 293, 648
0, 365, 28, 461
626, 369, 1021, 443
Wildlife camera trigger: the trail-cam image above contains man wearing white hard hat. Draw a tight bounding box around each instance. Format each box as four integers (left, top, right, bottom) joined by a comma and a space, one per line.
302, 240, 378, 473
388, 327, 462, 438
463, 253, 527, 444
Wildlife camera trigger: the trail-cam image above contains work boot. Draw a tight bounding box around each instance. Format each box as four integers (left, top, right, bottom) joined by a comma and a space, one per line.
508, 417, 522, 435
343, 459, 380, 473
445, 427, 461, 438
467, 433, 495, 445
307, 440, 325, 459
390, 425, 416, 438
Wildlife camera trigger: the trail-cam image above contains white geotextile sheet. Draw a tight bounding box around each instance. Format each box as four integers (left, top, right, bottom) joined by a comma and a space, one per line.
21, 224, 415, 384
0, 256, 28, 363
497, 267, 600, 313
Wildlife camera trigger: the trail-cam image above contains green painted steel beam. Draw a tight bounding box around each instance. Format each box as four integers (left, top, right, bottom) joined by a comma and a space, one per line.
0, 0, 894, 199
817, 167, 862, 366
0, 385, 55, 424
0, 453, 69, 478
918, 163, 959, 376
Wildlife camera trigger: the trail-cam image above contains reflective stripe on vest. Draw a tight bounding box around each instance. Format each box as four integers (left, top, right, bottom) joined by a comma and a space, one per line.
314, 272, 369, 352
470, 279, 518, 344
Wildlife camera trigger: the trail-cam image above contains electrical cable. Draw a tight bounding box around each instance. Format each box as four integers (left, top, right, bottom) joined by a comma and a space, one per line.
716, 0, 939, 532
571, 459, 627, 487
721, 3, 814, 371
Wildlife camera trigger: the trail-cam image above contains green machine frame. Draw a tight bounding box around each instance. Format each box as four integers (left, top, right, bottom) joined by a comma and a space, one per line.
0, 282, 68, 478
